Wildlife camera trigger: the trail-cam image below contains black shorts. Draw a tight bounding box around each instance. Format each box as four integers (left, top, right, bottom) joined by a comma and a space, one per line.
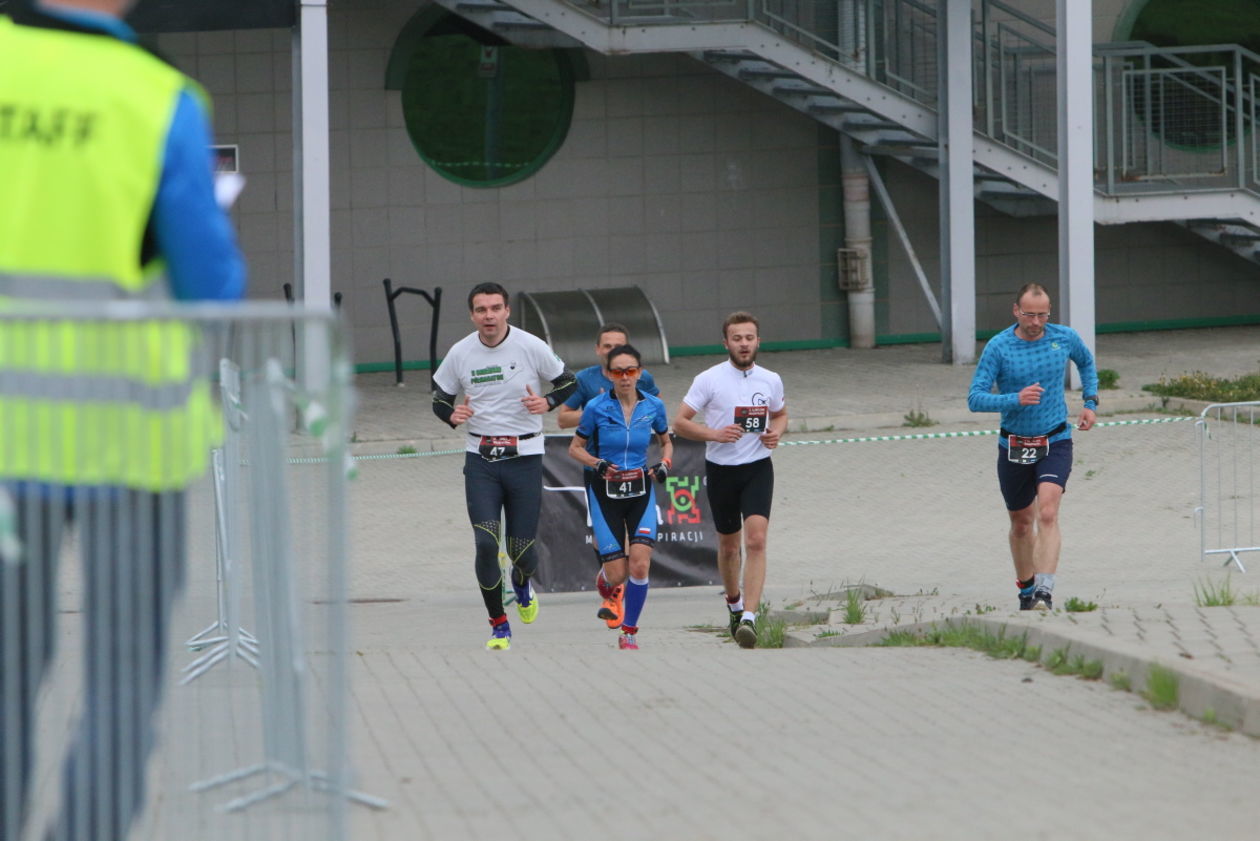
705, 457, 774, 535
996, 437, 1073, 511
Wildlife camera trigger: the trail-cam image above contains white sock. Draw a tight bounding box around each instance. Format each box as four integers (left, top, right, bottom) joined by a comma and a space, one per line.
741, 610, 757, 623
1034, 573, 1056, 592
728, 597, 744, 613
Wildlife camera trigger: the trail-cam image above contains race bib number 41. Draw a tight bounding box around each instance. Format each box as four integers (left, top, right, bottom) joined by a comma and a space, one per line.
735, 405, 768, 434
1006, 435, 1049, 465
606, 468, 646, 499
479, 435, 519, 461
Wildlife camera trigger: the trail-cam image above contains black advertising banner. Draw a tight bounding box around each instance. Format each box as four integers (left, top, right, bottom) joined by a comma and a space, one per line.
534, 435, 719, 592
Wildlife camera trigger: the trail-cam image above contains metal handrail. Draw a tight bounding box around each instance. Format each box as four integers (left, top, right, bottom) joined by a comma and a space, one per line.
554, 0, 1260, 202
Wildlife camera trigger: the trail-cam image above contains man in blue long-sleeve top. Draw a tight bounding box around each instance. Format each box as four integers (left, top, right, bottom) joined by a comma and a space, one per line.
968, 283, 1098, 611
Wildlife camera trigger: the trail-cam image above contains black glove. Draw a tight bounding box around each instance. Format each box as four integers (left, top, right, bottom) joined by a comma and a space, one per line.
647, 461, 670, 483
594, 459, 615, 479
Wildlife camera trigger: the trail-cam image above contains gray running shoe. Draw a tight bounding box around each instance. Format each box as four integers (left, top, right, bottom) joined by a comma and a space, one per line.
1030, 588, 1053, 611
734, 618, 757, 649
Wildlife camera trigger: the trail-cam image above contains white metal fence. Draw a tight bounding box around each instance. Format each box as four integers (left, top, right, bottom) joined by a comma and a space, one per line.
1196, 401, 1260, 573
1, 303, 370, 841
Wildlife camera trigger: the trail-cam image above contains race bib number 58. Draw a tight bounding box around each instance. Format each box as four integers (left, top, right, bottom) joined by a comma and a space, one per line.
734, 405, 767, 434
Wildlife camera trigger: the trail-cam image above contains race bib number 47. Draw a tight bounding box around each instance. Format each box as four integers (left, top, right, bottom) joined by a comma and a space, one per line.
479, 435, 519, 461
734, 405, 767, 434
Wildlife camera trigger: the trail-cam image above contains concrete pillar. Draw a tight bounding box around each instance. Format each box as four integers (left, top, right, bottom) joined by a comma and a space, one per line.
840, 136, 876, 349
1057, 0, 1096, 388
938, 0, 976, 364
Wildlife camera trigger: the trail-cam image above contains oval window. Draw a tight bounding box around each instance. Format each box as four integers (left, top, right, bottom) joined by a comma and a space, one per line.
400, 24, 574, 188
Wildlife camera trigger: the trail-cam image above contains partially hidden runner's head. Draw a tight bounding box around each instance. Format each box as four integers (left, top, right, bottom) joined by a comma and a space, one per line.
722, 311, 760, 370
468, 282, 511, 346
595, 322, 630, 362
1012, 283, 1051, 342
604, 344, 642, 398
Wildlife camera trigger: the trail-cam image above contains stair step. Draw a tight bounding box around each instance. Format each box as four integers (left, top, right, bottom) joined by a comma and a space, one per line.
495, 20, 550, 30
738, 67, 796, 81
842, 118, 905, 132
1220, 233, 1260, 244
703, 50, 756, 63
771, 84, 832, 97
808, 102, 867, 115
455, 1, 509, 10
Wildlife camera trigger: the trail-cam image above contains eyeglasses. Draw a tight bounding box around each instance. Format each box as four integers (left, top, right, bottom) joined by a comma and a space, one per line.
1017, 310, 1051, 321
608, 366, 640, 379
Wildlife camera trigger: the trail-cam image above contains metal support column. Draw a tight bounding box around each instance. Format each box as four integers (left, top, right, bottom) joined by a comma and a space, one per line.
1057, 0, 1095, 388
294, 0, 333, 388
839, 136, 876, 348
938, 0, 975, 364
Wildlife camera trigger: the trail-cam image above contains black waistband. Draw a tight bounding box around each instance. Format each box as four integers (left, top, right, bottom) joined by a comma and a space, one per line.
469, 431, 539, 440
1000, 421, 1066, 439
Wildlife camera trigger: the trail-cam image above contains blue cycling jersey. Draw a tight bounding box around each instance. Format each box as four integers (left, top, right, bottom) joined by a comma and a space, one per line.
576, 390, 669, 470
563, 364, 659, 410
968, 322, 1098, 446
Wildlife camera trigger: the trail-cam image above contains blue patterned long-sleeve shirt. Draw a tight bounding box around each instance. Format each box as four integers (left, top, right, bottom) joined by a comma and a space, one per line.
968, 323, 1098, 447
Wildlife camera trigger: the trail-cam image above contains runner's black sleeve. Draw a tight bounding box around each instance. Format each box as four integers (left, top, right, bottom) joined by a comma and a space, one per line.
432, 386, 458, 428
544, 371, 577, 410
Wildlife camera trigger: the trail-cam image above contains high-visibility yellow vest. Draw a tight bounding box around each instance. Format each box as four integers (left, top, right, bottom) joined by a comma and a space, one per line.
0, 15, 218, 491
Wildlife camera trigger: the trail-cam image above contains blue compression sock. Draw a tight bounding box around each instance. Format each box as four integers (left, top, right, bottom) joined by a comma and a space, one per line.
622, 576, 649, 629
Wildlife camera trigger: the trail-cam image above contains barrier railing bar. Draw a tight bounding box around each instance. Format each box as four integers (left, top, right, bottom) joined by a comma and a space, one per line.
383, 278, 442, 390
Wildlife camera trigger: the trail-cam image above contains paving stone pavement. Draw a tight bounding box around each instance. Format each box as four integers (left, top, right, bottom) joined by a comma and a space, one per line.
26, 325, 1260, 841
326, 324, 1260, 841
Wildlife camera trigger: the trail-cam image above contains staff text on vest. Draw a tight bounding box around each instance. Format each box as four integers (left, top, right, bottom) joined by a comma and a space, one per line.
0, 103, 97, 147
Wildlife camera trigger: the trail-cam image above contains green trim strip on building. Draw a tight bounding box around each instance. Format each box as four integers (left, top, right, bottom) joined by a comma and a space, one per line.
355, 315, 1260, 373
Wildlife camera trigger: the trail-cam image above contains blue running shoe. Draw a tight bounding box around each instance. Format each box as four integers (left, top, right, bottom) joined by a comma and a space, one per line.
486, 619, 511, 651
514, 580, 538, 624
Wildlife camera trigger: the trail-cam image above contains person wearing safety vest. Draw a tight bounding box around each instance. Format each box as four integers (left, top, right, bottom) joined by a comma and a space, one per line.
0, 2, 244, 839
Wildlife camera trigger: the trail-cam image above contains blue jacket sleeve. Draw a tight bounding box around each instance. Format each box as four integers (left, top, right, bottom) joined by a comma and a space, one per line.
640, 369, 660, 397
153, 89, 246, 301
1071, 330, 1100, 399
968, 340, 1019, 414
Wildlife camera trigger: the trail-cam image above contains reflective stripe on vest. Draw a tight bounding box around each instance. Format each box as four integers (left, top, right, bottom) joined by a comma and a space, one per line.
0, 18, 218, 490
0, 273, 172, 302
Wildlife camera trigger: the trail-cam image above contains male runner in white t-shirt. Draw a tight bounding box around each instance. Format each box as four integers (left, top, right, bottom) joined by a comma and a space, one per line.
673, 312, 787, 648
432, 282, 576, 650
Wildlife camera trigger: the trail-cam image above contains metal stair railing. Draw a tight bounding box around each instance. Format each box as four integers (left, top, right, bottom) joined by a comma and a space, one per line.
551, 0, 1260, 204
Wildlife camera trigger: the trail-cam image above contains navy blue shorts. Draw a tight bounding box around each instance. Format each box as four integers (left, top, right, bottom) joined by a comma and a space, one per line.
996, 437, 1073, 511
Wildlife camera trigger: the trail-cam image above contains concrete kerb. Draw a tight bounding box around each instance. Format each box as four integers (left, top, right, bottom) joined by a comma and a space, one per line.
784, 611, 1260, 737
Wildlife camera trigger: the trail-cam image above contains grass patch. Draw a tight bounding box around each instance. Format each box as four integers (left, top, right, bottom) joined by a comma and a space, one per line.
880, 623, 1033, 660
1143, 370, 1260, 402
1110, 671, 1132, 692
396, 444, 418, 455
1144, 664, 1180, 711
1096, 368, 1120, 390
756, 603, 787, 648
902, 408, 937, 428
1064, 596, 1099, 613
843, 589, 866, 625
1195, 576, 1237, 606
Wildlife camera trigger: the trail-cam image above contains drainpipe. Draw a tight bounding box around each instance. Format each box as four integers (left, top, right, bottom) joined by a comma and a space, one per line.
840, 136, 875, 348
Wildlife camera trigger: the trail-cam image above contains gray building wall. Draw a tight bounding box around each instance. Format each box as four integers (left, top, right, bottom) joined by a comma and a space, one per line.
153, 0, 1258, 368
157, 0, 826, 368
878, 161, 1260, 337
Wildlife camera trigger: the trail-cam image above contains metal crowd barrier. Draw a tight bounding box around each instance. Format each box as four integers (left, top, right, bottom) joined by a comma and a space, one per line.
1196, 401, 1260, 573
0, 301, 376, 841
